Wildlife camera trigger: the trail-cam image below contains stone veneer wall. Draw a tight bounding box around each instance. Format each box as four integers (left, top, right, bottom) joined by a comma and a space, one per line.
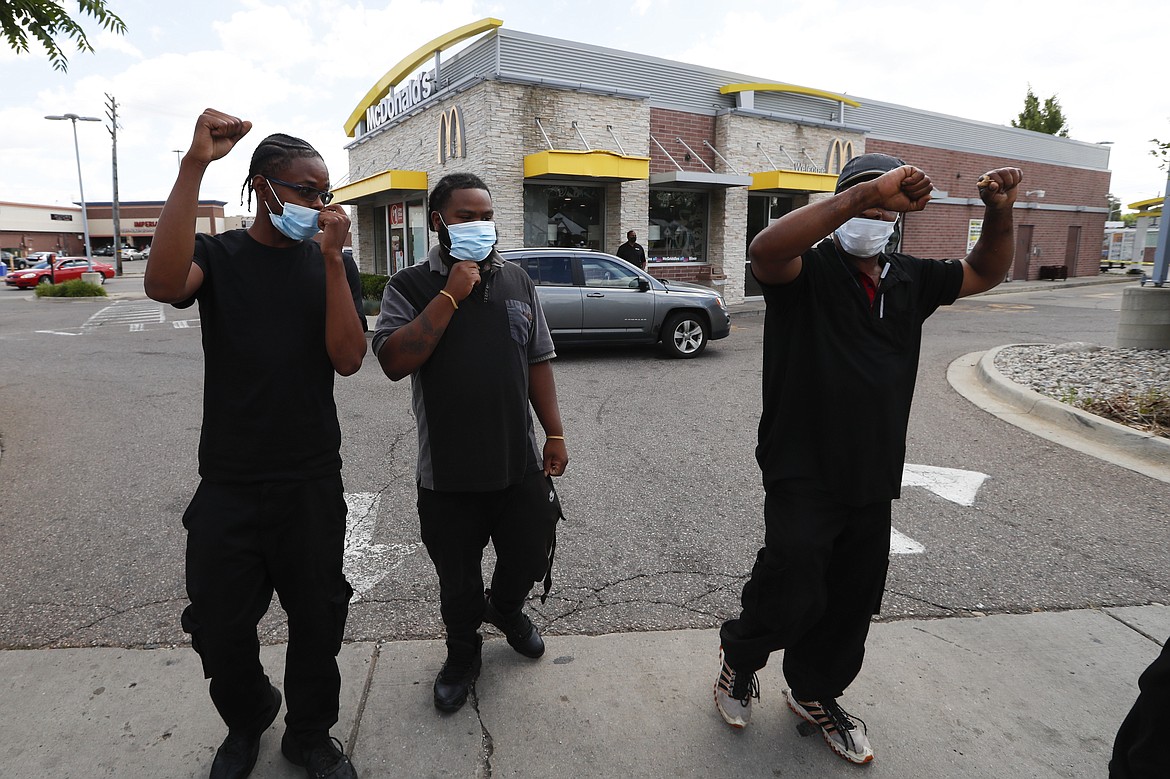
345, 80, 651, 270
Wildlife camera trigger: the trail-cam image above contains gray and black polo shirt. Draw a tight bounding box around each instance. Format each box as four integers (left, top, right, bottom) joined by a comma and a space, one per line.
372, 246, 556, 492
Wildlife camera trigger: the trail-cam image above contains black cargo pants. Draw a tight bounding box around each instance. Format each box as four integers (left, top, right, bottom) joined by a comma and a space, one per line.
181, 474, 353, 737
719, 482, 892, 701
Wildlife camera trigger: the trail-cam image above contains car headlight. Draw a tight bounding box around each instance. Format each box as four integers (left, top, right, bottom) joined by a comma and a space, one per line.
715, 295, 727, 311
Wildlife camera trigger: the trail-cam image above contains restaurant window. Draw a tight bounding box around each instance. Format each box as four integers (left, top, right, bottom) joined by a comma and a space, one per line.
523, 184, 604, 250
373, 205, 390, 275
648, 190, 708, 264
407, 201, 428, 265
744, 194, 792, 296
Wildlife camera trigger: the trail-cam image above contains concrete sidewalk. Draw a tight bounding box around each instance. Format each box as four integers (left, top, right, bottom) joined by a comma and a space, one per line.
6, 270, 1159, 778
3, 606, 1166, 778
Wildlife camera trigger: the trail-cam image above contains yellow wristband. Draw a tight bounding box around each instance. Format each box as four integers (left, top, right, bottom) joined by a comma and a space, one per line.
546, 435, 565, 441
439, 290, 459, 310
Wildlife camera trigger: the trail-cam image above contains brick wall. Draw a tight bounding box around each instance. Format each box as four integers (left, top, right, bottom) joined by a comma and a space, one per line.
868, 139, 1110, 279
649, 108, 716, 173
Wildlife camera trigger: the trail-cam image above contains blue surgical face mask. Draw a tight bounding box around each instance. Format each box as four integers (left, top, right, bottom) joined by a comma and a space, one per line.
440, 216, 497, 262
267, 181, 320, 241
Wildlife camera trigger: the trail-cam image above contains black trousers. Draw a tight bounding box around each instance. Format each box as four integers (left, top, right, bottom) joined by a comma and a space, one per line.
417, 469, 558, 644
1110, 636, 1170, 778
719, 483, 891, 701
181, 475, 353, 737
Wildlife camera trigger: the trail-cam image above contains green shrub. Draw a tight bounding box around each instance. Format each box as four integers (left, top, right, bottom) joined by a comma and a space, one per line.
35, 279, 108, 298
359, 272, 390, 300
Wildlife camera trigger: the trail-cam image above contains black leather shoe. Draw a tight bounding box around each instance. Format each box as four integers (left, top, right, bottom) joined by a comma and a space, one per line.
281, 731, 358, 778
433, 636, 483, 712
483, 596, 545, 659
209, 685, 282, 779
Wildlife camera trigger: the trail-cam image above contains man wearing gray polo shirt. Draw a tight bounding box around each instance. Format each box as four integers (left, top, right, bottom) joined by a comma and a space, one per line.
372, 172, 570, 714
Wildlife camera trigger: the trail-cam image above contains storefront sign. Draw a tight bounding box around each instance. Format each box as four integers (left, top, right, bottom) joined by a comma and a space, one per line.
438, 106, 465, 163
826, 138, 854, 174
50, 213, 74, 221
366, 69, 435, 133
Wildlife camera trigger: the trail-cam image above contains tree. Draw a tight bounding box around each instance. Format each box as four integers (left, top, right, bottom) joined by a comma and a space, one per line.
1, 0, 125, 72
1151, 138, 1170, 171
1011, 86, 1069, 137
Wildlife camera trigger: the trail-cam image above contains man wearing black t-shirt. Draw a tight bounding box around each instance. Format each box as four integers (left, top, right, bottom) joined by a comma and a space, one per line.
712, 154, 1022, 765
146, 109, 365, 779
373, 172, 569, 715
616, 230, 647, 269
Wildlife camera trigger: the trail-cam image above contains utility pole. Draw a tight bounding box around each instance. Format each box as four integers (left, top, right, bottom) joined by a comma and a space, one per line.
106, 93, 123, 277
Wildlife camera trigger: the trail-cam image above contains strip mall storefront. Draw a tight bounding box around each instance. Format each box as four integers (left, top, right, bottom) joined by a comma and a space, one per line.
336, 20, 1111, 303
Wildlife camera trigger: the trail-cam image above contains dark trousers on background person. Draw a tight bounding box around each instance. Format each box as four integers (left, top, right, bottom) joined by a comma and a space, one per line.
1110, 637, 1170, 778
181, 475, 353, 738
719, 482, 892, 700
417, 469, 557, 646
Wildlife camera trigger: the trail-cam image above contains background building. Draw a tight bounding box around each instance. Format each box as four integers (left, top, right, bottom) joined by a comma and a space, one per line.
336, 21, 1111, 303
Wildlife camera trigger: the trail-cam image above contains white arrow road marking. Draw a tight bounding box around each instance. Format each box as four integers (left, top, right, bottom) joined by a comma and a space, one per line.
35, 330, 82, 336
891, 464, 990, 554
890, 528, 925, 554
902, 463, 988, 507
343, 492, 423, 601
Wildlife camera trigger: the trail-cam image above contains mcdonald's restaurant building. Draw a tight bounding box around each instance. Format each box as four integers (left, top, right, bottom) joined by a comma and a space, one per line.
334, 20, 1112, 304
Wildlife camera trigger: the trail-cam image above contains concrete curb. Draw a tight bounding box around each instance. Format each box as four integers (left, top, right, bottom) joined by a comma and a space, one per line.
948, 348, 1170, 485
976, 345, 1170, 469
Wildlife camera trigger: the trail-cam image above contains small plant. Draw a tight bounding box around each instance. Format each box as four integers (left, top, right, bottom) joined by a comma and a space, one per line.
34, 279, 108, 298
359, 272, 390, 301
1069, 388, 1170, 439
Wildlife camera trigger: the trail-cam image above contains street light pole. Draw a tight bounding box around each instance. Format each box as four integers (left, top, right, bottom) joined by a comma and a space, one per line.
46, 112, 101, 270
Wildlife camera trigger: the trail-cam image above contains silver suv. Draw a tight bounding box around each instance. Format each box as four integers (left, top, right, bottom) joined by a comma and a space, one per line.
500, 248, 730, 358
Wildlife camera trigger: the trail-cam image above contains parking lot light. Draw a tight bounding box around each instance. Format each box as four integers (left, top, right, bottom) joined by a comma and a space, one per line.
46, 113, 101, 270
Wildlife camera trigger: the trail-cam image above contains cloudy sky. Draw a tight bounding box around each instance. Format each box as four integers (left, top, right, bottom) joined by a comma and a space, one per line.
2, 0, 1167, 217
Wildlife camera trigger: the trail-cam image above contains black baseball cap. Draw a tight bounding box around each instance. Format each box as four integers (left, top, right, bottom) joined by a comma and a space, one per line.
835, 153, 907, 193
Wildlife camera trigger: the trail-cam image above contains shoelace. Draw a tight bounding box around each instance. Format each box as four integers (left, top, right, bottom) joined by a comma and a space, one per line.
726, 668, 760, 707
305, 735, 350, 775
807, 699, 867, 749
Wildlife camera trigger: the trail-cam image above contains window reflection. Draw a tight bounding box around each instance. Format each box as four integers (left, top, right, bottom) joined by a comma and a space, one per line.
648, 190, 707, 263
523, 184, 605, 249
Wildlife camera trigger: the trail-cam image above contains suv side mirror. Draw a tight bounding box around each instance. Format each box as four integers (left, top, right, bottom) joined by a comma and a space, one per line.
636, 277, 650, 292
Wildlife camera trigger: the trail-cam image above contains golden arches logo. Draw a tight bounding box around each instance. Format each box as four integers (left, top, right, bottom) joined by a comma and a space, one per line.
438, 107, 464, 164
825, 138, 854, 174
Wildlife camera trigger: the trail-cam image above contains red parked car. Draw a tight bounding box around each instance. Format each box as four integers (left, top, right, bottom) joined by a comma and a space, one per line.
4, 257, 116, 289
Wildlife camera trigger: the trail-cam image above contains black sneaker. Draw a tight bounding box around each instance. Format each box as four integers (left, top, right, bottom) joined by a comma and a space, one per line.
483, 591, 545, 658
433, 635, 483, 712
209, 684, 281, 779
280, 731, 358, 779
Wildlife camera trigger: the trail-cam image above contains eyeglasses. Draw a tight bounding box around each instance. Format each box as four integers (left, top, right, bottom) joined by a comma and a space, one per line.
266, 176, 334, 205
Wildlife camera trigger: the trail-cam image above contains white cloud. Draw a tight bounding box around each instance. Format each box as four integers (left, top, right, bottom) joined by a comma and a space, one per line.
3, 0, 1167, 212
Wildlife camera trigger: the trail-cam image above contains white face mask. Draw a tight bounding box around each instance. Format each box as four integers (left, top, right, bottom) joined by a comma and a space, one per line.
834, 217, 896, 258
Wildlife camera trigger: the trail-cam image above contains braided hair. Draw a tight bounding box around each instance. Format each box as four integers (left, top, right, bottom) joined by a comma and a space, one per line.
240, 133, 322, 209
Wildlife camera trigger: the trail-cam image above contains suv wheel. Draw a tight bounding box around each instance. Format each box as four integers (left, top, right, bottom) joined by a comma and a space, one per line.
661, 311, 709, 358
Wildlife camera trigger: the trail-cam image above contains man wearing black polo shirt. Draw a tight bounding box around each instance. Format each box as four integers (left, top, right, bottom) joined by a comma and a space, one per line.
713, 153, 1022, 764
146, 109, 366, 779
373, 172, 569, 714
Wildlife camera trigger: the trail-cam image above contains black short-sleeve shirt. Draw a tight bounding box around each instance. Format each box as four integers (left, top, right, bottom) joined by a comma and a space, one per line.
755, 238, 964, 505
175, 229, 364, 482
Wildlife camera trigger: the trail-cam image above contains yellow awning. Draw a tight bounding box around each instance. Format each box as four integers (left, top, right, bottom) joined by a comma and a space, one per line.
524, 150, 650, 181
332, 170, 428, 205
749, 170, 839, 193
1128, 196, 1163, 211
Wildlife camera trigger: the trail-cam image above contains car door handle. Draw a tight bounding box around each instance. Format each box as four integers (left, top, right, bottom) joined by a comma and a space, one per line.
586, 292, 605, 298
